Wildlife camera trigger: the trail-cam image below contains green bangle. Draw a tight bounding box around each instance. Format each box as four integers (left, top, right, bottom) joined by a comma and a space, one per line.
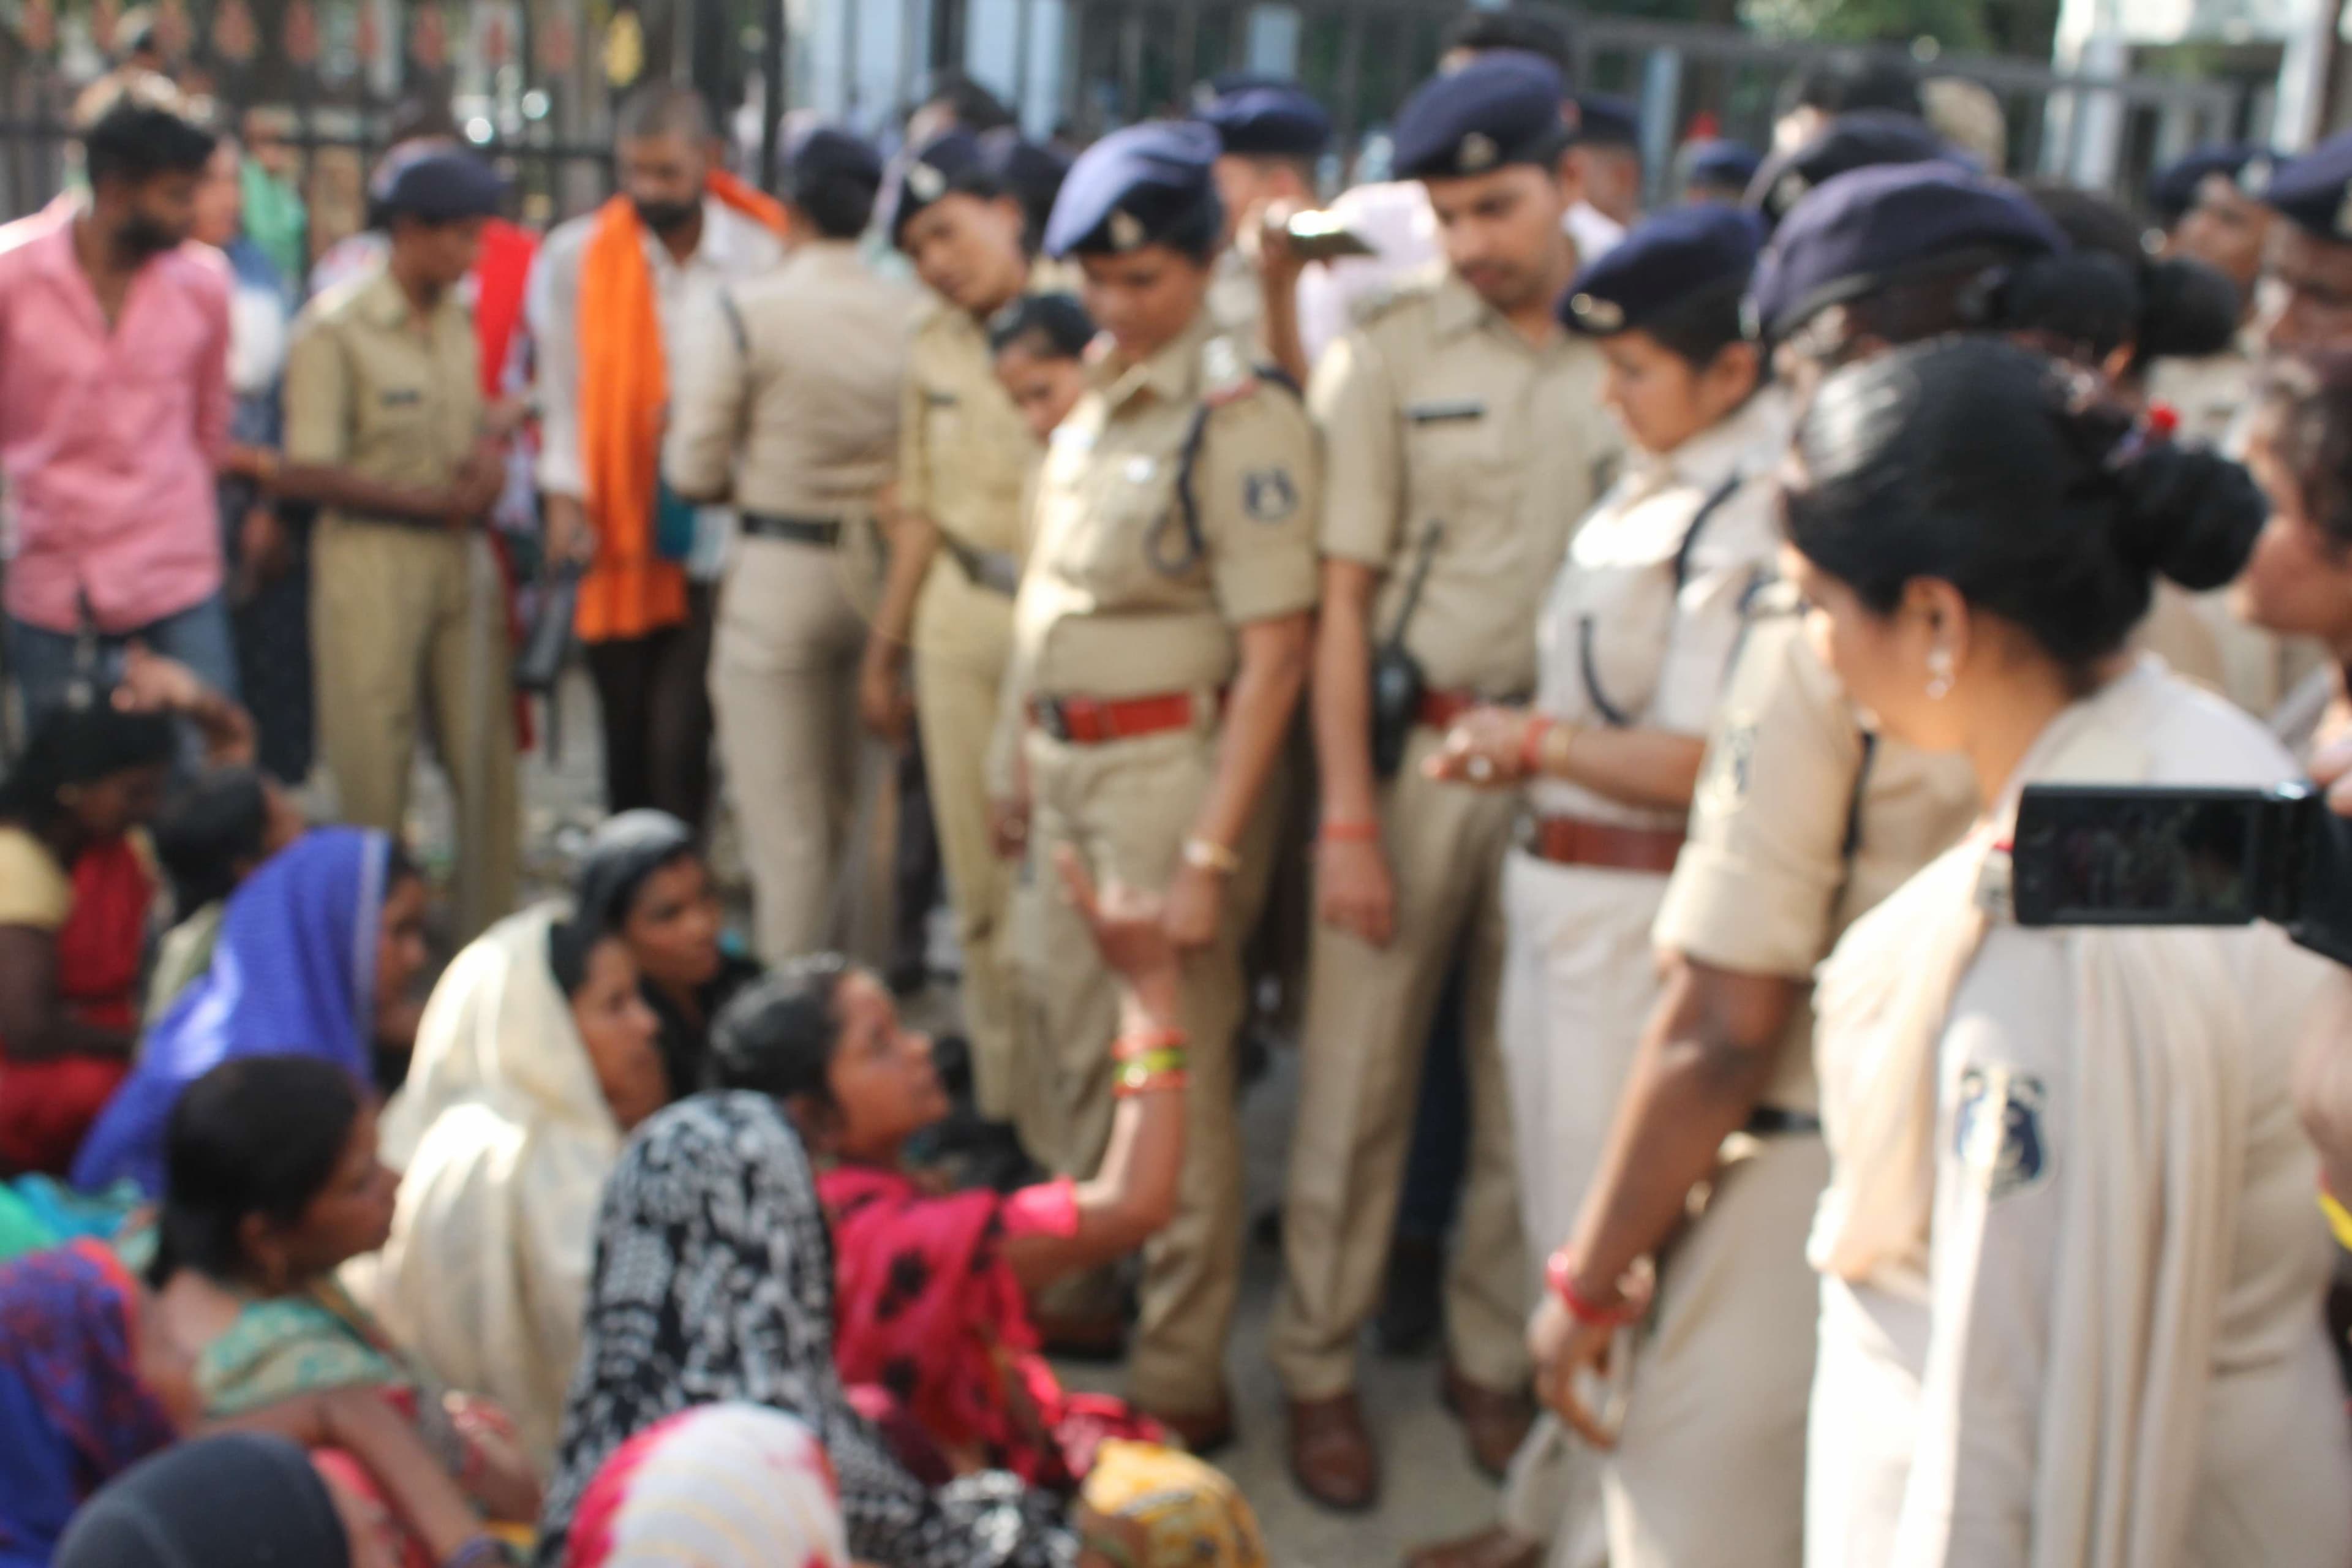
1125, 1047, 1189, 1077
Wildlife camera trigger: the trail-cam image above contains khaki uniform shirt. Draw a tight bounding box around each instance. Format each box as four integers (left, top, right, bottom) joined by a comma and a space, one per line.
902, 291, 1035, 565
1654, 598, 1981, 1108
284, 268, 481, 526
663, 239, 918, 518
1316, 268, 1619, 698
1208, 245, 1264, 347
1009, 313, 1321, 701
1529, 388, 1792, 833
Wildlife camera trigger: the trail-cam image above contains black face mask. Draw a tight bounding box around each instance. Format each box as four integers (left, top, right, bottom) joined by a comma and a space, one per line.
632, 196, 699, 235
115, 211, 184, 260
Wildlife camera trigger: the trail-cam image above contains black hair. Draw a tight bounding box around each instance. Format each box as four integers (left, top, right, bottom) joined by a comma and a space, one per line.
1161, 191, 1226, 266
989, 290, 1096, 360
2250, 350, 2352, 556
382, 838, 420, 893
2011, 184, 2242, 369
615, 81, 717, 145
152, 767, 269, 914
152, 1055, 364, 1285
547, 918, 623, 999
1784, 53, 1923, 120
1441, 5, 1578, 77
1785, 336, 2265, 679
920, 70, 1017, 134
796, 169, 879, 239
1637, 277, 1753, 369
706, 955, 853, 1102
81, 96, 217, 189
0, 701, 176, 832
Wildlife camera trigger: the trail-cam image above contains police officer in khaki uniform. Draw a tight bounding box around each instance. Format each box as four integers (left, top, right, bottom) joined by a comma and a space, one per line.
861, 127, 1060, 1133
1269, 53, 1620, 1510
1009, 121, 1319, 1446
665, 126, 916, 965
1410, 168, 2057, 1568
279, 146, 517, 940
1192, 75, 1329, 355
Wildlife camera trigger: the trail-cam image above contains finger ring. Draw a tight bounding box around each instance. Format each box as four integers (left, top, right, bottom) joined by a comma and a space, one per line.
1467, 755, 1495, 783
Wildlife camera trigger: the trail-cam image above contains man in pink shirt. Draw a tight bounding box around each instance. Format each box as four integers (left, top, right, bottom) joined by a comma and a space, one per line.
0, 85, 235, 730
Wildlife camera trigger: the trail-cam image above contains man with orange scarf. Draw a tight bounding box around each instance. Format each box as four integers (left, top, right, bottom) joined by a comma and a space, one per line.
528, 84, 787, 836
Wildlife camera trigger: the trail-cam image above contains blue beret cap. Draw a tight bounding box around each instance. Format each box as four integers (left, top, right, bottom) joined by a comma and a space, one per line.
1392, 53, 1572, 182
1562, 204, 1763, 334
883, 128, 984, 245
1744, 109, 1954, 227
1044, 121, 1221, 259
2262, 130, 2352, 242
1192, 77, 1332, 159
2147, 144, 2275, 225
1748, 162, 2067, 340
1685, 138, 1763, 192
783, 124, 883, 205
1574, 94, 1640, 149
375, 146, 503, 224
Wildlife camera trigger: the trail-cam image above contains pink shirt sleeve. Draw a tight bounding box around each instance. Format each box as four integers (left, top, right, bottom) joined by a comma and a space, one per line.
1001, 1177, 1080, 1240
193, 268, 232, 464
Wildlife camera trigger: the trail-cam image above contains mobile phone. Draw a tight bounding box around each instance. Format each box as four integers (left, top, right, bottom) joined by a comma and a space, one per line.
2011, 783, 2352, 967
1284, 210, 1377, 261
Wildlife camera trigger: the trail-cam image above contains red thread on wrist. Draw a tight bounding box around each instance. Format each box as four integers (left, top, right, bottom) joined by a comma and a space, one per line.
1547, 1248, 1638, 1327
1319, 819, 1379, 844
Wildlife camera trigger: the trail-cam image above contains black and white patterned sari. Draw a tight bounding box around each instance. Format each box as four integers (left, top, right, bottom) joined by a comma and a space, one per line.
533, 1092, 1076, 1568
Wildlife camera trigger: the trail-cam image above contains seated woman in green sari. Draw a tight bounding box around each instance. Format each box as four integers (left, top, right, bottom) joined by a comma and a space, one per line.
146, 1054, 542, 1558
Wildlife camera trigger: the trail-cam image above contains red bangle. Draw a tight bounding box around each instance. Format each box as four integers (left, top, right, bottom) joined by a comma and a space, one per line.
1520, 715, 1555, 778
1546, 1248, 1638, 1327
1319, 819, 1379, 844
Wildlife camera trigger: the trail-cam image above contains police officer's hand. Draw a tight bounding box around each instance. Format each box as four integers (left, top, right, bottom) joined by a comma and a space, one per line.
1253, 198, 1308, 293
442, 440, 507, 528
858, 645, 915, 746
1530, 1257, 1652, 1452
1317, 837, 1396, 948
1164, 862, 1225, 952
989, 794, 1031, 860
1427, 705, 1533, 788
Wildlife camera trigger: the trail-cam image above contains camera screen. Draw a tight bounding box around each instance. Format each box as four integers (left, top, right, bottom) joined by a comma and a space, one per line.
2011, 788, 2264, 927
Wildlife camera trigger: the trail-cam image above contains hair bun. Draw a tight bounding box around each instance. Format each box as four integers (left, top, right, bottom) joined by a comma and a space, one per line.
2136, 255, 2242, 363
2108, 441, 2266, 592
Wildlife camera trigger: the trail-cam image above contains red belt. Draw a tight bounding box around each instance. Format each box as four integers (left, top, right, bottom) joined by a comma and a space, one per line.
1030, 691, 1210, 745
1520, 813, 1686, 875
1417, 688, 1483, 731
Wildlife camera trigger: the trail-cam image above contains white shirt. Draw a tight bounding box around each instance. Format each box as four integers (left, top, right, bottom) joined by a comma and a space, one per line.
526, 196, 785, 577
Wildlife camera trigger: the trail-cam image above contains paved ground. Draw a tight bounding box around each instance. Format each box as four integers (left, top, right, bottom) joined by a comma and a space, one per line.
409, 669, 1503, 1564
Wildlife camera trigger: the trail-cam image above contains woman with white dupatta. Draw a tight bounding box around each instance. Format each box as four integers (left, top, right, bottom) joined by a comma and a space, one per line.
1779, 336, 2352, 1567
364, 902, 666, 1466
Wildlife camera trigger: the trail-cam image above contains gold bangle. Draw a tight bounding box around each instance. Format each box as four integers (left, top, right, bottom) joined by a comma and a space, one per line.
1540, 719, 1581, 777
1182, 835, 1240, 875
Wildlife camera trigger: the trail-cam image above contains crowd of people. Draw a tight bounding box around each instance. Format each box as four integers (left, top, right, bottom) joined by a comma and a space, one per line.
10, 3, 2352, 1565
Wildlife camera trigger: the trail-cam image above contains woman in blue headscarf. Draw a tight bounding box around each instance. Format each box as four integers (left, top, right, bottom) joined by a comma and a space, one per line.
72, 828, 430, 1197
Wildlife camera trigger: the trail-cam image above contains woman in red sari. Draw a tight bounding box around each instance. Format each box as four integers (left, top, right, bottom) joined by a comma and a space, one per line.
0, 650, 254, 1175
708, 850, 1199, 1493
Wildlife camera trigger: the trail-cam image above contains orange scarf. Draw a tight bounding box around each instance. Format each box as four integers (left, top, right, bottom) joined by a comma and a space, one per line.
573, 171, 788, 642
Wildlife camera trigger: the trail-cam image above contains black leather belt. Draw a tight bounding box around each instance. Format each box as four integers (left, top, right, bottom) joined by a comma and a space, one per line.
1744, 1106, 1822, 1137
740, 512, 842, 547
941, 534, 1022, 597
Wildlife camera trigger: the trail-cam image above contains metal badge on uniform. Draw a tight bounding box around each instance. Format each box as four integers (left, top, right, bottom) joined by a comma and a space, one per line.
1243, 468, 1298, 523
1695, 722, 1756, 819
1123, 455, 1157, 484
1405, 399, 1486, 424
924, 388, 960, 407
908, 161, 947, 202
1109, 208, 1147, 252
380, 388, 423, 407
1774, 170, 1811, 214
1458, 132, 1498, 173
1568, 293, 1623, 333
1953, 1065, 2049, 1200
2240, 155, 2274, 196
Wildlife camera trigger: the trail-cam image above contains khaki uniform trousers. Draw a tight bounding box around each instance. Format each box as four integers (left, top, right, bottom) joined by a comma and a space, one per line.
1505, 1131, 1826, 1568
1272, 725, 1531, 1398
711, 535, 872, 966
910, 560, 1035, 1139
312, 518, 518, 941
1026, 708, 1274, 1414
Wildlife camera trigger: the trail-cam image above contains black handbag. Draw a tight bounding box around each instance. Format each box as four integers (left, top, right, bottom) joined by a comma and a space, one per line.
513, 560, 582, 696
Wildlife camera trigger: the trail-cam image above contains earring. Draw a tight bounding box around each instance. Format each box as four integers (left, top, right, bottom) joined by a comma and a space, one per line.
1926, 646, 1954, 701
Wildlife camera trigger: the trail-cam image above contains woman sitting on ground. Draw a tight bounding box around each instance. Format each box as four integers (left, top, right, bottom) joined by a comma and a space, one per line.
148, 1055, 543, 1550
558, 1404, 850, 1568
144, 765, 306, 1025
0, 1237, 499, 1568
533, 856, 1263, 1568
370, 897, 666, 1463
0, 652, 253, 1176
73, 826, 429, 1196
567, 810, 758, 1099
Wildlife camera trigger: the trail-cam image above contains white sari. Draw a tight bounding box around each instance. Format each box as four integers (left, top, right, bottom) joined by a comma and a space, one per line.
365, 904, 625, 1464
1807, 661, 2352, 1568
